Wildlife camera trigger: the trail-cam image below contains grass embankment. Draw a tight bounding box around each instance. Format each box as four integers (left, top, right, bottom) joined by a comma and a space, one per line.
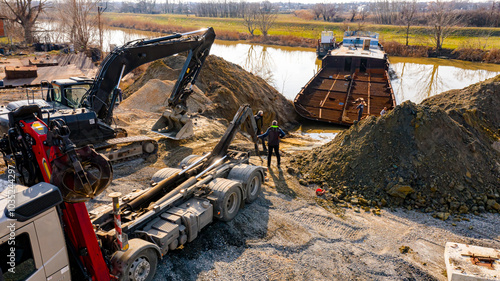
103, 13, 500, 62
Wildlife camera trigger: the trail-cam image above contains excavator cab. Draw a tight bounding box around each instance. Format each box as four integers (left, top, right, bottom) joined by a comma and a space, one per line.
46, 77, 93, 109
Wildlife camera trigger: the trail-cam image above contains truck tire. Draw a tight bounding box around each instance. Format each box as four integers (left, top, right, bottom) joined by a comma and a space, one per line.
126, 248, 158, 281
210, 178, 242, 222
228, 164, 263, 203
151, 167, 181, 183
178, 154, 202, 169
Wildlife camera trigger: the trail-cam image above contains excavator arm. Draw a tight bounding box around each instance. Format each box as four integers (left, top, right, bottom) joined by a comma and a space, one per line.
126, 104, 262, 210
207, 104, 261, 163
84, 28, 216, 124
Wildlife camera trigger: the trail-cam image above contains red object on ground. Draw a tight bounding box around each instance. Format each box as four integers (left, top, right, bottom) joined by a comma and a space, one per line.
316, 188, 325, 196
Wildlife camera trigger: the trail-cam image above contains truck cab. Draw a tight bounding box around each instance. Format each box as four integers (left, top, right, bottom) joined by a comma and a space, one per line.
0, 182, 70, 281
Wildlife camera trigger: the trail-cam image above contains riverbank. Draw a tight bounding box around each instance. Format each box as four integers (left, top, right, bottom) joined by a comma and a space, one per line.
103, 12, 500, 63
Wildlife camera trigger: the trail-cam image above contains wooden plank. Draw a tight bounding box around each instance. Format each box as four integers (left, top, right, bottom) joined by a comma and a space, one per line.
340, 73, 355, 122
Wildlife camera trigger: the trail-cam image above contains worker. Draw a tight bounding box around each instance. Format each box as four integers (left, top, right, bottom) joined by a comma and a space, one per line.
258, 120, 285, 169
355, 98, 366, 121
254, 110, 267, 152
380, 106, 387, 116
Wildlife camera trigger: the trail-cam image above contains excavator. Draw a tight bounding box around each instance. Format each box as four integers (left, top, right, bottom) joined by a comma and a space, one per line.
0, 103, 264, 281
0, 27, 216, 162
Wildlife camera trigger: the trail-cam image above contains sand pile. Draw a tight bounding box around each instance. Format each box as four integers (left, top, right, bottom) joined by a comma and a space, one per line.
124, 55, 299, 129
121, 79, 211, 114
296, 76, 500, 215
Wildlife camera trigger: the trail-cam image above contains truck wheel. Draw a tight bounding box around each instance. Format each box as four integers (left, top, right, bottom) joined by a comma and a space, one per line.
126, 249, 157, 281
178, 154, 202, 169
151, 167, 181, 183
245, 172, 262, 203
228, 165, 263, 203
210, 179, 242, 222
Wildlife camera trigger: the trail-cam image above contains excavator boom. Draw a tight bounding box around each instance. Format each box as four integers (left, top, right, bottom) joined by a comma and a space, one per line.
85, 28, 216, 124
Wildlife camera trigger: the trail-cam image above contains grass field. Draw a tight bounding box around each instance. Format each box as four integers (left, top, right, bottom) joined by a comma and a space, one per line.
104, 13, 500, 50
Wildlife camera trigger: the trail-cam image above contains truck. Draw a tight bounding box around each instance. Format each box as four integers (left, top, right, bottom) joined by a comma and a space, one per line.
0, 103, 264, 281
0, 27, 216, 164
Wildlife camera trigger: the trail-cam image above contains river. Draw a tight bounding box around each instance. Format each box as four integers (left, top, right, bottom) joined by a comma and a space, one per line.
40, 26, 500, 137
99, 28, 500, 102
94, 27, 500, 138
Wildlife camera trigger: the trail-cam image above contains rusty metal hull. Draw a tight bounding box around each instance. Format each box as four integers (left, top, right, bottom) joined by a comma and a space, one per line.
294, 49, 395, 126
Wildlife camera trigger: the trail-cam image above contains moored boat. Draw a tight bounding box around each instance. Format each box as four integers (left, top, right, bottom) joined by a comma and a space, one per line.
295, 31, 396, 126
316, 31, 337, 58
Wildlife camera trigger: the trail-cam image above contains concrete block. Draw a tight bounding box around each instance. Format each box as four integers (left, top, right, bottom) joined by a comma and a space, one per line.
445, 242, 500, 281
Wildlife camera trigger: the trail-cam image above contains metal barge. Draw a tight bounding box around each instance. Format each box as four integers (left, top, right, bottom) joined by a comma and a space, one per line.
295, 31, 396, 125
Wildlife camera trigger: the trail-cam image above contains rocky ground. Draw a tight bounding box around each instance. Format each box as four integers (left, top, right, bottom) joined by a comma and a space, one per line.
296, 76, 500, 219
0, 55, 498, 280
101, 143, 499, 281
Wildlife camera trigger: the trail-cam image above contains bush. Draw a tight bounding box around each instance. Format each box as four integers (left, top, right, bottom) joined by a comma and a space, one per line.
381, 41, 429, 57
452, 48, 486, 62
484, 49, 500, 63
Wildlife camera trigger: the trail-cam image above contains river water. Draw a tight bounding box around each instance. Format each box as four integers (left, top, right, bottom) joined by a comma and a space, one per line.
97, 27, 500, 139
42, 26, 500, 137
100, 28, 500, 102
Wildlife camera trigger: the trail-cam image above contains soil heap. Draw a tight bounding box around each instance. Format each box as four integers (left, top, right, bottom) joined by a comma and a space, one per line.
124, 55, 299, 129
296, 76, 500, 215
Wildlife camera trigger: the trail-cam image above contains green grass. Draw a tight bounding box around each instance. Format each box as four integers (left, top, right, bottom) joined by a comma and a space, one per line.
103, 13, 500, 50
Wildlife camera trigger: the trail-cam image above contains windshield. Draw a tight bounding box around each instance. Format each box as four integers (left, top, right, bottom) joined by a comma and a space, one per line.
54, 84, 91, 108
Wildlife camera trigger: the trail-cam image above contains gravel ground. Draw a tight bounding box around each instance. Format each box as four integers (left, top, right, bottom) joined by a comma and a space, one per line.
98, 148, 499, 281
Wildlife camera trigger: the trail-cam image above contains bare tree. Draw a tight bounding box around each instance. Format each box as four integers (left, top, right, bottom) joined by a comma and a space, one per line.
257, 1, 277, 37
242, 3, 259, 36
312, 3, 322, 20
321, 3, 337, 21
1, 0, 46, 43
398, 0, 417, 46
359, 5, 369, 21
349, 5, 357, 22
427, 0, 462, 50
57, 0, 98, 52
371, 0, 399, 25
97, 2, 106, 54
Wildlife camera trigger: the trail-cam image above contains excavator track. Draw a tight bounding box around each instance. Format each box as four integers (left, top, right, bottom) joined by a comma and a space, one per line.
94, 136, 158, 162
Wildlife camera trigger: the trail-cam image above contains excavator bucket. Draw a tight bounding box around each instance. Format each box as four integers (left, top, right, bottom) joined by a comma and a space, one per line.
152, 109, 194, 140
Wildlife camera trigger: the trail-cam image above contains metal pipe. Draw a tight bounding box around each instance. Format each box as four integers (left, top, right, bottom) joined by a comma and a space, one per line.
109, 192, 128, 251
178, 153, 210, 175
115, 64, 126, 90
196, 156, 227, 179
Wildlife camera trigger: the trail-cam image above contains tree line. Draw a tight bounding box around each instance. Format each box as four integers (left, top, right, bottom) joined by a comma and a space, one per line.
1, 0, 499, 52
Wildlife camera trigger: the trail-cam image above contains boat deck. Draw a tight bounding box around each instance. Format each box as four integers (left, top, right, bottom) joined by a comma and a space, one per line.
294, 68, 395, 125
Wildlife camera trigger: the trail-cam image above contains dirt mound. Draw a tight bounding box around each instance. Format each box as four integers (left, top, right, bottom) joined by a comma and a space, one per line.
121, 79, 211, 114
296, 76, 500, 215
124, 55, 299, 129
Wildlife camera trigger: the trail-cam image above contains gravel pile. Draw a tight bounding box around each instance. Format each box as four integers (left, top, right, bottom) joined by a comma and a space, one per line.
296, 75, 500, 216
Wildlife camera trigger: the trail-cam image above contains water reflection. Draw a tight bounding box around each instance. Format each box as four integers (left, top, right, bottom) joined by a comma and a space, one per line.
209, 41, 321, 98
390, 57, 500, 104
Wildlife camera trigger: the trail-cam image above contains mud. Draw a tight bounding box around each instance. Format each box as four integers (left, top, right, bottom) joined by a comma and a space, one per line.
296, 75, 500, 216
